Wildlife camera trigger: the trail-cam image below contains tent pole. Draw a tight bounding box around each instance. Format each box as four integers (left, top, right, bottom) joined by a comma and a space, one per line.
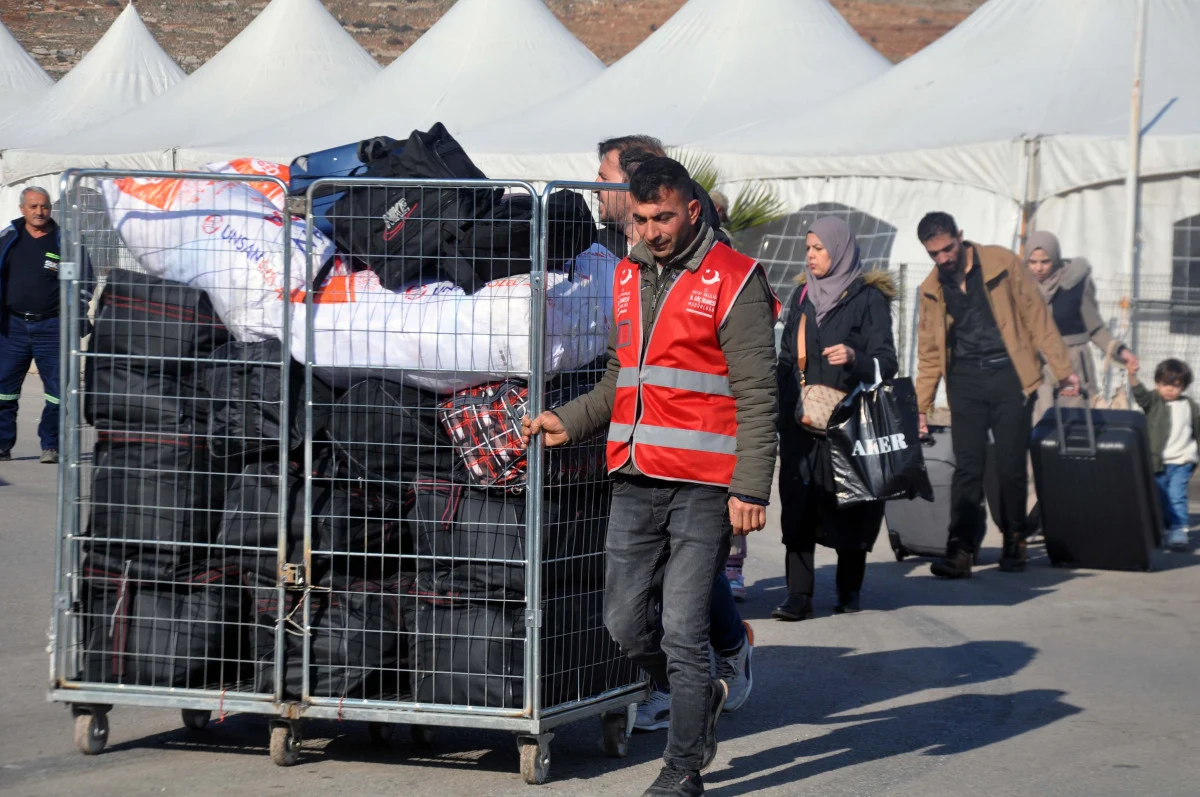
1124, 0, 1148, 352
1017, 136, 1040, 256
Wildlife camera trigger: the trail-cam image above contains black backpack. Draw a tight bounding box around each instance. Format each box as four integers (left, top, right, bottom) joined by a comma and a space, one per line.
329, 124, 500, 293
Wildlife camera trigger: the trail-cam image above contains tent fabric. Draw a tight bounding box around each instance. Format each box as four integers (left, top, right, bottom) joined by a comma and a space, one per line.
180, 0, 605, 169
0, 19, 53, 123
700, 0, 1200, 201
1, 0, 380, 183
0, 4, 185, 153
460, 0, 891, 183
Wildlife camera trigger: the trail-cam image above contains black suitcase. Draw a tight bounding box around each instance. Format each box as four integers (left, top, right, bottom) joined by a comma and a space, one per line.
92, 269, 231, 361
1031, 405, 1161, 570
887, 427, 960, 559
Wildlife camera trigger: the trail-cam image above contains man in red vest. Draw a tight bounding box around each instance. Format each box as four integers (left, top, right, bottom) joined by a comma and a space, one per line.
523, 158, 779, 797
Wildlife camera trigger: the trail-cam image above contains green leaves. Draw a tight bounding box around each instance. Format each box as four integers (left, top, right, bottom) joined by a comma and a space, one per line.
727, 183, 787, 234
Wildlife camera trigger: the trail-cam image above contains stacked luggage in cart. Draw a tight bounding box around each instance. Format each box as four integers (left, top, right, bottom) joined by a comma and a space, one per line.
52, 150, 644, 783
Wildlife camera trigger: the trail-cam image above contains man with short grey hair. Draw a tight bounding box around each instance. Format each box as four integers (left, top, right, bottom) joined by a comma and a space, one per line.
0, 187, 66, 462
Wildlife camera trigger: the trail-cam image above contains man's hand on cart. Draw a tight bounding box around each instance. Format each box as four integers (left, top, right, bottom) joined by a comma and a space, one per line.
521, 412, 571, 448
728, 496, 766, 536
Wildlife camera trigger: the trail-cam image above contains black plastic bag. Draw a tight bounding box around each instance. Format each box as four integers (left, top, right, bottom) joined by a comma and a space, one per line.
828, 377, 932, 507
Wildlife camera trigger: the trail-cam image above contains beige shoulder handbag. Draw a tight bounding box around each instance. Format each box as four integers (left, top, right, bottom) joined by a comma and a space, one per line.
796, 296, 847, 435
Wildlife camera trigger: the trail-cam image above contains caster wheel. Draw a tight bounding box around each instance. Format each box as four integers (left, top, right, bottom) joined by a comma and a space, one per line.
410, 725, 435, 746
893, 548, 907, 562
269, 723, 301, 767
601, 712, 629, 758
74, 711, 108, 755
366, 722, 394, 745
181, 710, 210, 731
519, 740, 550, 785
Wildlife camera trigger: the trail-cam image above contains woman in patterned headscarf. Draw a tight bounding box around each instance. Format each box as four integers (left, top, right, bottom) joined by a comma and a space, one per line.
773, 217, 898, 620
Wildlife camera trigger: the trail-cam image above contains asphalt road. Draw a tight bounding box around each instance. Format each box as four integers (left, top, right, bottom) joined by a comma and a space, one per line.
1, 373, 1198, 796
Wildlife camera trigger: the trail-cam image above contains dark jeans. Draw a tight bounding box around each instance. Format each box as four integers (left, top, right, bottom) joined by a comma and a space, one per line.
947, 360, 1033, 551
709, 570, 745, 655
605, 477, 731, 770
0, 315, 60, 452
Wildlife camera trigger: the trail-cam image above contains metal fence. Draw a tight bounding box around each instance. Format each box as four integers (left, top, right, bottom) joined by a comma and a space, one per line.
52, 170, 644, 783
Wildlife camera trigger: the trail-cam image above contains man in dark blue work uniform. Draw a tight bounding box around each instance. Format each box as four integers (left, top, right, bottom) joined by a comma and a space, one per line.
0, 187, 70, 463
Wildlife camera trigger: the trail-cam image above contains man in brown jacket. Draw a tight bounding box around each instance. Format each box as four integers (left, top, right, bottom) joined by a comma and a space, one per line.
915, 212, 1078, 578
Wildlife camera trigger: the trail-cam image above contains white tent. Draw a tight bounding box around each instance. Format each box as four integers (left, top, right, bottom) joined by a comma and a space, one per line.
698, 0, 1200, 296
0, 4, 184, 152
0, 19, 53, 123
459, 0, 892, 182
180, 0, 605, 168
1, 0, 379, 184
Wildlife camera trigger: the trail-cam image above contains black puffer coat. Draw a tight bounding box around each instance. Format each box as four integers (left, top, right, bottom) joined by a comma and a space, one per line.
777, 271, 898, 551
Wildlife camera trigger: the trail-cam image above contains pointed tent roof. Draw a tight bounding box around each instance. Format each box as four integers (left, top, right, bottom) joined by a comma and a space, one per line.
180, 0, 605, 168
0, 19, 53, 121
700, 0, 1200, 201
2, 0, 380, 183
459, 0, 891, 181
0, 4, 185, 152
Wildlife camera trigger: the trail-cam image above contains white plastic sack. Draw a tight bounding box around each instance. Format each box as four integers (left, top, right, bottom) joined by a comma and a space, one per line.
101, 175, 332, 341
294, 243, 618, 393
200, 158, 291, 209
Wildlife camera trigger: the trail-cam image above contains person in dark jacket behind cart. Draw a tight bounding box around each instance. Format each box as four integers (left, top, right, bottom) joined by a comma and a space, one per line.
0, 187, 74, 463
774, 216, 898, 620
914, 212, 1078, 579
523, 158, 779, 797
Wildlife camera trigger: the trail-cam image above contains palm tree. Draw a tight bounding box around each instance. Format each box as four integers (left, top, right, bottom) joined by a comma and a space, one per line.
671, 148, 787, 234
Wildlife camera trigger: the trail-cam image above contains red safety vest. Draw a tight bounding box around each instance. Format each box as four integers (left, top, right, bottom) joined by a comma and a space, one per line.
607, 242, 779, 487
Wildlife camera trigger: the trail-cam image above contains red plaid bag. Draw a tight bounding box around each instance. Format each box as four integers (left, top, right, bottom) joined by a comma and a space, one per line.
437, 380, 607, 489
438, 382, 528, 488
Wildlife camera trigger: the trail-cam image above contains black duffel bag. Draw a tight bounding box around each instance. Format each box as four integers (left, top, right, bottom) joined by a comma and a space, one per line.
217, 462, 405, 583
410, 482, 608, 600
79, 563, 242, 688
84, 355, 209, 432
406, 595, 608, 709
87, 432, 226, 552
246, 572, 408, 699
92, 269, 230, 361
205, 339, 334, 461
327, 378, 459, 486
329, 123, 500, 293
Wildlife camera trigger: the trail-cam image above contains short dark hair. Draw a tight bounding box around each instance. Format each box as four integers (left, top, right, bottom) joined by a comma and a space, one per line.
918, 211, 959, 242
598, 135, 666, 162
629, 157, 694, 205
1155, 358, 1194, 389
618, 147, 662, 179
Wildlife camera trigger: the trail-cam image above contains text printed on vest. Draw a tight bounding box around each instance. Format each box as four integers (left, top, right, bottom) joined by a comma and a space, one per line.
852, 434, 909, 457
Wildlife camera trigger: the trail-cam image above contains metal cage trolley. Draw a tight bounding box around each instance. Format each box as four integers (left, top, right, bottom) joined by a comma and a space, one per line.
49, 168, 646, 784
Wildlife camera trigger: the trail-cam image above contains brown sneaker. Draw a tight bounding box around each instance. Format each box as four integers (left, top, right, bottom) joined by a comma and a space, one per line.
930, 548, 973, 579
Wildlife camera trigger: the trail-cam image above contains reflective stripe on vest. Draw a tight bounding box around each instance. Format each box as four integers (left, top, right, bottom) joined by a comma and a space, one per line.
606, 242, 779, 486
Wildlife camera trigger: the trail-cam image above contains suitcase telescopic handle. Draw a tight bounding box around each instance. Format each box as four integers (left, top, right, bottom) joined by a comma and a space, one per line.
1053, 387, 1097, 457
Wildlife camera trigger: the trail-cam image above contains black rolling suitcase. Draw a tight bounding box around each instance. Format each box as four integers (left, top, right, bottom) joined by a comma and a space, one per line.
886, 426, 986, 560
1031, 403, 1161, 570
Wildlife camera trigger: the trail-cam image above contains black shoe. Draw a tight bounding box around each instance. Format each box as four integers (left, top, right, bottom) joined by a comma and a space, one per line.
771, 593, 813, 621
930, 548, 973, 579
699, 678, 727, 771
643, 763, 703, 796
998, 535, 1028, 572
834, 590, 862, 614
0, 449, 10, 462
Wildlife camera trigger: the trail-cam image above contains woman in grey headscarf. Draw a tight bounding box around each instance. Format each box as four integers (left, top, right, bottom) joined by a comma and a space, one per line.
1027, 231, 1138, 418
773, 217, 898, 620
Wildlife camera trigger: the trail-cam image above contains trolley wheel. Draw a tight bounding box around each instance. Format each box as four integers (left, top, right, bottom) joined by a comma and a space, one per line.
181, 710, 210, 731
601, 712, 630, 758
269, 723, 301, 767
73, 710, 108, 756
409, 724, 435, 746
893, 546, 907, 562
366, 722, 394, 745
519, 739, 551, 785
